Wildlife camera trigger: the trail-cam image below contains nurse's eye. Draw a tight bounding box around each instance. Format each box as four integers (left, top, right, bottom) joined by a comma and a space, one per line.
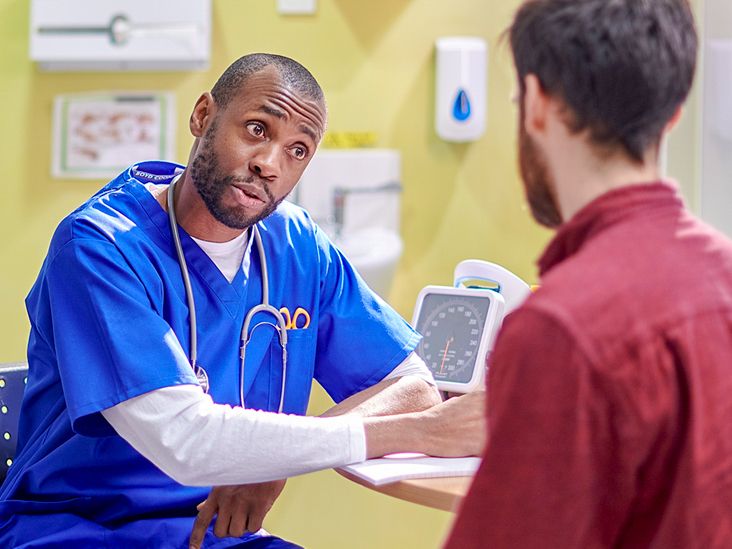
290, 145, 308, 160
246, 122, 266, 138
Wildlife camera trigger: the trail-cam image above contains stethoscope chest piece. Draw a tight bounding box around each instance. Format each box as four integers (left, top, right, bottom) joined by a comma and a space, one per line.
194, 365, 210, 394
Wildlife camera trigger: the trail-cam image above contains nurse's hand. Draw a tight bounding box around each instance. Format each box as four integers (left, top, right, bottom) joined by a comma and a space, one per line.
188, 479, 287, 549
421, 390, 487, 457
364, 390, 488, 459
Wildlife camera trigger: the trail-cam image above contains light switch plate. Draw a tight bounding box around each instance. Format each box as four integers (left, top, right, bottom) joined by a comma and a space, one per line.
277, 0, 317, 15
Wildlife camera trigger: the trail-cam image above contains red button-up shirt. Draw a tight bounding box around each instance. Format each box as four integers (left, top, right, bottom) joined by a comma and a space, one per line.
446, 183, 732, 548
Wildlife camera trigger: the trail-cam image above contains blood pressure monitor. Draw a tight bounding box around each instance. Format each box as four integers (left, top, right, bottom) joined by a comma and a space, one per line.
412, 286, 504, 393
411, 260, 531, 393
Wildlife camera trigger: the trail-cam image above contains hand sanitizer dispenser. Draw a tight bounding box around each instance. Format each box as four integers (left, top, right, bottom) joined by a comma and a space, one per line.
435, 37, 488, 142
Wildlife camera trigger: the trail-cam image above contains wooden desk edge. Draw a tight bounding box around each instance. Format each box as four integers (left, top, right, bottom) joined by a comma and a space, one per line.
337, 469, 473, 512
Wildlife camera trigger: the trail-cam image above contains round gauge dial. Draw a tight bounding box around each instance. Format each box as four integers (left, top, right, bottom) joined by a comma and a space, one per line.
416, 295, 489, 384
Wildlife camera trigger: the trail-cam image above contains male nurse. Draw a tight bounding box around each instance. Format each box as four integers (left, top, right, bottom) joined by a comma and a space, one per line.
447, 1, 732, 547
0, 53, 486, 549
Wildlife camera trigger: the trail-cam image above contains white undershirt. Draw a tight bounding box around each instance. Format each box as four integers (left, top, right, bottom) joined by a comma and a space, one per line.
191, 230, 250, 283
103, 385, 366, 486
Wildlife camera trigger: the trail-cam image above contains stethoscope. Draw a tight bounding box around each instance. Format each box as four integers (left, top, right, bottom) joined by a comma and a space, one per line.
167, 178, 289, 412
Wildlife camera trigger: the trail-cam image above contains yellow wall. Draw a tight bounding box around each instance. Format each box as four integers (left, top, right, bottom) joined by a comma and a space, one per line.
0, 0, 701, 547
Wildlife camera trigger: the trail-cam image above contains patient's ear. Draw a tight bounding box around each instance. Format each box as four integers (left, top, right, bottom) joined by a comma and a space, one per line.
664, 106, 684, 134
523, 74, 550, 138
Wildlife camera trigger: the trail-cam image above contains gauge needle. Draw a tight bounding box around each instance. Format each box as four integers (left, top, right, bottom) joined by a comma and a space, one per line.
439, 336, 454, 375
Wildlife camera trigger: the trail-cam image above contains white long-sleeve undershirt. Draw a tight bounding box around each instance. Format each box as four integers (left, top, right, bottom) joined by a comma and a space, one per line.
385, 351, 436, 386
102, 385, 366, 486
102, 352, 434, 486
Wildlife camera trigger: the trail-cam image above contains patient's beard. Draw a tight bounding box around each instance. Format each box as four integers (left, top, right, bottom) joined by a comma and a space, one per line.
518, 119, 563, 228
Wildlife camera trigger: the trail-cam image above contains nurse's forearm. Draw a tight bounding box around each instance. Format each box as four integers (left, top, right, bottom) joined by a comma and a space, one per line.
102, 385, 484, 486
320, 375, 441, 419
363, 391, 487, 459
102, 385, 367, 486
320, 352, 441, 418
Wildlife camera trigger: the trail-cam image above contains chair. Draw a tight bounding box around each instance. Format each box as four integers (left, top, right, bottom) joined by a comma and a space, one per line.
0, 362, 28, 484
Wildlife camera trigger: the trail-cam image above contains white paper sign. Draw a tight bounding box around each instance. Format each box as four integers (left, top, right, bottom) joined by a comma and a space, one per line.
52, 92, 175, 179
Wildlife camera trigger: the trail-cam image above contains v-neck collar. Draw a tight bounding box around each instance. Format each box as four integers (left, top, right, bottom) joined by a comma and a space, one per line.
123, 168, 257, 311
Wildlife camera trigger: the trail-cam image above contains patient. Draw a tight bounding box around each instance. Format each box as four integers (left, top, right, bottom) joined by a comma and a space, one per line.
446, 0, 732, 547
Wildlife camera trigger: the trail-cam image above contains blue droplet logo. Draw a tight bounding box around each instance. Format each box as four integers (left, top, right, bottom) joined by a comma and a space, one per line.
452, 89, 472, 122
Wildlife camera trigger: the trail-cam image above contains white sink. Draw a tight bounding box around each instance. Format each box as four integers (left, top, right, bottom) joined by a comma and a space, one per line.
335, 227, 403, 299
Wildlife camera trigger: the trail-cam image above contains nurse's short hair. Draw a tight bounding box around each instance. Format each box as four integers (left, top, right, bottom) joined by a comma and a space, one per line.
211, 53, 325, 112
508, 0, 697, 163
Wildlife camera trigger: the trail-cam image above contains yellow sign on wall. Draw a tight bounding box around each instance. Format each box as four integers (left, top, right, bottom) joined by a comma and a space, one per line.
322, 131, 378, 149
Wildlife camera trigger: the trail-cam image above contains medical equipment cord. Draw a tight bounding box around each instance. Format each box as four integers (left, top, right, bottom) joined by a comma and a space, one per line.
167, 179, 288, 412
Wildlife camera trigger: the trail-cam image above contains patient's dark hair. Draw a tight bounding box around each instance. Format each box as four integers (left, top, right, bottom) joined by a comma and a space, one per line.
509, 0, 697, 162
211, 53, 325, 110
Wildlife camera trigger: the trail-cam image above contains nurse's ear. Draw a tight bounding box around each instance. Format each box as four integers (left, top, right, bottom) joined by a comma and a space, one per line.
190, 92, 217, 138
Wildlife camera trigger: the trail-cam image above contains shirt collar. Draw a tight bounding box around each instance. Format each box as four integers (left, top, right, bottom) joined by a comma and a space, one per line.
538, 181, 685, 276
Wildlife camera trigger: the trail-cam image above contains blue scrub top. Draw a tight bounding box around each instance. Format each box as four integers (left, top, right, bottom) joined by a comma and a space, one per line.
0, 161, 420, 548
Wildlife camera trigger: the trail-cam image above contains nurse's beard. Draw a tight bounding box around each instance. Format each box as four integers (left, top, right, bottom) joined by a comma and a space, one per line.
190, 128, 283, 230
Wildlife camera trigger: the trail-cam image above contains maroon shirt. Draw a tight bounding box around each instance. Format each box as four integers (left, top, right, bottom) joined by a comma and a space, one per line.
446, 183, 732, 548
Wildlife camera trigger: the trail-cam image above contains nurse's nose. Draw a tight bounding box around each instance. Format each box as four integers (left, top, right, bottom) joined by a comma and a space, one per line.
249, 144, 279, 180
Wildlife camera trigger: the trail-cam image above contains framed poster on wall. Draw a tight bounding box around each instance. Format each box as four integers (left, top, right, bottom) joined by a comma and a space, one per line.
52, 92, 175, 179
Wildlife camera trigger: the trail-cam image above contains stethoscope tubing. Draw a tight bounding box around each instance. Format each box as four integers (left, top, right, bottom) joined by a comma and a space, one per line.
167, 178, 288, 412
167, 182, 199, 368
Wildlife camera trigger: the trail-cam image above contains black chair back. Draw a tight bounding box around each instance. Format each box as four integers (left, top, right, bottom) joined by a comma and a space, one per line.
0, 362, 28, 484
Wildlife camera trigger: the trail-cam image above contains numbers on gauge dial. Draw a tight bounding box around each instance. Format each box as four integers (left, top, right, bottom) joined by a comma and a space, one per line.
418, 299, 485, 383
